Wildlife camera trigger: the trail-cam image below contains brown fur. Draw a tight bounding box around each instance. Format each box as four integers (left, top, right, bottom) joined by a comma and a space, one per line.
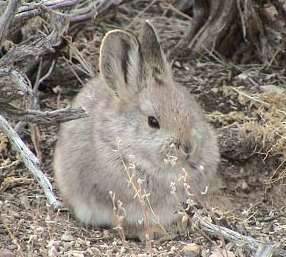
54, 21, 220, 240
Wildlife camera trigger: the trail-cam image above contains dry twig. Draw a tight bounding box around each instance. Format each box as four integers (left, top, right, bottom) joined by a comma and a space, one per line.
0, 68, 33, 96
0, 114, 61, 209
14, 0, 124, 22
194, 213, 285, 257
0, 106, 87, 124
0, 0, 19, 46
0, 3, 70, 208
255, 245, 275, 257
0, 0, 125, 210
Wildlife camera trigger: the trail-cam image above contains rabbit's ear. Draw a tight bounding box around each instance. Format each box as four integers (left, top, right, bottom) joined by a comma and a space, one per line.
140, 21, 169, 76
100, 30, 143, 97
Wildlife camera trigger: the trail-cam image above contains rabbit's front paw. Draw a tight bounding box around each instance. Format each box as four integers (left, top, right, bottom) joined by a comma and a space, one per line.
124, 224, 170, 241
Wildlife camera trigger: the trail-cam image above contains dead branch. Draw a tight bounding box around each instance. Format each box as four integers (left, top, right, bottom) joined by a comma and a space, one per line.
0, 7, 70, 208
0, 68, 33, 96
14, 0, 124, 23
0, 0, 19, 46
255, 245, 275, 257
0, 114, 61, 209
171, 0, 286, 64
0, 0, 125, 210
0, 106, 87, 124
30, 59, 51, 161
194, 213, 286, 257
0, 9, 70, 117
0, 8, 70, 73
0, 0, 123, 211
172, 0, 238, 58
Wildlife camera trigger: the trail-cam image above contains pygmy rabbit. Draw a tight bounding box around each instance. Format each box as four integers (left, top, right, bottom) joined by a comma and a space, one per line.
54, 21, 220, 240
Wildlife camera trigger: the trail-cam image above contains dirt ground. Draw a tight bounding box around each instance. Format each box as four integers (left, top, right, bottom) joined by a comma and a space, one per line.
1, 1, 286, 256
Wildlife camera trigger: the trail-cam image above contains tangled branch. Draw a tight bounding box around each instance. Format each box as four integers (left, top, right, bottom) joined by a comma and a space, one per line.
0, 0, 122, 208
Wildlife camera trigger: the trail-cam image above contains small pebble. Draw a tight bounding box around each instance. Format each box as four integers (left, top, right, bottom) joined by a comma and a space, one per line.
61, 231, 74, 242
210, 88, 219, 94
183, 243, 201, 257
137, 254, 148, 257
241, 180, 249, 191
174, 61, 182, 68
237, 73, 247, 80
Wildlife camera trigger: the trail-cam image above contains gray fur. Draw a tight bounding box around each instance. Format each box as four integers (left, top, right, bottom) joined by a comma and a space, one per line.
54, 21, 220, 239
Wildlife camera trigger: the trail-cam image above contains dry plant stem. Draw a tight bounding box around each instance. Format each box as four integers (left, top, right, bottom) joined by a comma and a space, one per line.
0, 114, 61, 209
171, 0, 285, 63
0, 68, 33, 96
173, 0, 237, 57
0, 68, 86, 124
1, 107, 87, 124
0, 0, 19, 46
14, 0, 124, 23
18, 0, 80, 13
15, 0, 79, 21
30, 59, 44, 160
231, 87, 286, 116
194, 213, 286, 257
255, 245, 275, 257
69, 0, 124, 22
0, 8, 70, 73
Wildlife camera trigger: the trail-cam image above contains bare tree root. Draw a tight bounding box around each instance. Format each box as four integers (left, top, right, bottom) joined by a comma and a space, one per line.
193, 212, 286, 257
171, 0, 286, 64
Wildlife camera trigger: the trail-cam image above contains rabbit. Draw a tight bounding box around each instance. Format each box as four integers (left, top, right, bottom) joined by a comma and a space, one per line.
54, 21, 220, 240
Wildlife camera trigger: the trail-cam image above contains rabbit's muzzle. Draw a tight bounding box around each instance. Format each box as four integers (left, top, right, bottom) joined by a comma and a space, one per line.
165, 139, 201, 170
179, 143, 203, 171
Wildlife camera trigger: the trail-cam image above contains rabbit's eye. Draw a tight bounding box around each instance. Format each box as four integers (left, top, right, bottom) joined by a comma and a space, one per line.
148, 116, 160, 129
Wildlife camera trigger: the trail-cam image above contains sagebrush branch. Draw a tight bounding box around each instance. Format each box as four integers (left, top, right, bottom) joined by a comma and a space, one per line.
0, 68, 33, 96
194, 213, 286, 257
0, 0, 123, 211
0, 7, 69, 73
0, 7, 71, 208
0, 105, 87, 124
0, 114, 61, 209
0, 0, 19, 46
14, 0, 124, 22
